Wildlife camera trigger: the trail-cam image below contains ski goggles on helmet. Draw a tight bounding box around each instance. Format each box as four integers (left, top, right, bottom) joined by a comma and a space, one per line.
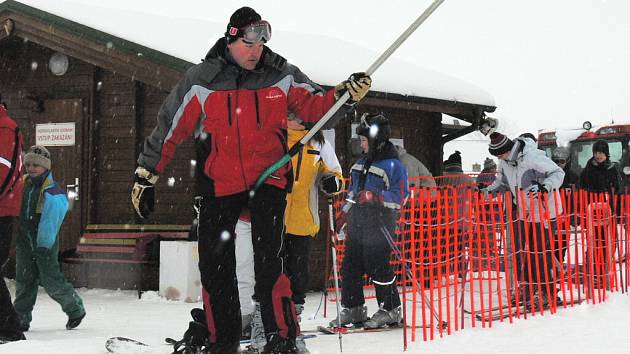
231, 20, 272, 44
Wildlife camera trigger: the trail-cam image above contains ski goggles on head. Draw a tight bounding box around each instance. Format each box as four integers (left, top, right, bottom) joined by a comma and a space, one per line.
236, 20, 272, 44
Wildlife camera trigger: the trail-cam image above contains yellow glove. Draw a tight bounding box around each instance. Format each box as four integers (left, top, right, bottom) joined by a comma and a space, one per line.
131, 167, 158, 219
335, 72, 372, 103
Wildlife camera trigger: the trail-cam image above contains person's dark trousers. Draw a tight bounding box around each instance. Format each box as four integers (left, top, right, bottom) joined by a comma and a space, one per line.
284, 234, 311, 306
0, 216, 23, 340
198, 185, 297, 352
514, 220, 556, 300
341, 205, 400, 311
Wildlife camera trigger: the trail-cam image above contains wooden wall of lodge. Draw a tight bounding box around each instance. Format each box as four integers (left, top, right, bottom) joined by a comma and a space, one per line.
0, 38, 442, 289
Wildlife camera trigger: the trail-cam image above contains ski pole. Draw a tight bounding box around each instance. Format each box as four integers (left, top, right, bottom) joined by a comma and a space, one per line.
251, 0, 447, 192
377, 219, 446, 328
331, 246, 344, 352
323, 196, 335, 318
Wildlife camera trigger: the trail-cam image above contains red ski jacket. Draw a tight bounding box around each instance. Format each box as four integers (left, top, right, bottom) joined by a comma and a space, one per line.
138, 38, 343, 197
0, 105, 24, 217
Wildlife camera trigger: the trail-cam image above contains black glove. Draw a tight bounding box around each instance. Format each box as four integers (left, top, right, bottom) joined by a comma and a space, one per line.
527, 181, 548, 199
321, 175, 341, 195
335, 72, 372, 103
131, 167, 158, 219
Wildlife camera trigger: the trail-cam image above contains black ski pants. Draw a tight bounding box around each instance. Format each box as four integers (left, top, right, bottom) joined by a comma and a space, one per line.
284, 234, 311, 305
0, 217, 22, 339
197, 185, 297, 351
341, 205, 400, 311
513, 220, 557, 298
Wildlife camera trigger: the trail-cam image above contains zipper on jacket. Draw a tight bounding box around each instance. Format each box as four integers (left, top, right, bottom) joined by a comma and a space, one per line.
25, 183, 35, 249
227, 94, 232, 126
295, 149, 303, 182
254, 92, 261, 129
233, 74, 248, 189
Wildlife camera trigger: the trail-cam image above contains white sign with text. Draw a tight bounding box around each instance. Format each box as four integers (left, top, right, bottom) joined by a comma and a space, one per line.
35, 122, 76, 146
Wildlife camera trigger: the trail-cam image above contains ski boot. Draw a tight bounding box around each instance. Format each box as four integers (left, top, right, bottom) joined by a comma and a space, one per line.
328, 305, 368, 327
364, 306, 402, 329
241, 312, 254, 340
0, 331, 26, 344
262, 334, 297, 354
66, 312, 86, 330
294, 304, 310, 354
170, 308, 213, 353
244, 303, 267, 353
17, 322, 29, 332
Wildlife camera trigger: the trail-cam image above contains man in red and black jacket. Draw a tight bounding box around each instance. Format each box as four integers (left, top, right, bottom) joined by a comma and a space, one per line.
0, 96, 26, 343
130, 7, 371, 353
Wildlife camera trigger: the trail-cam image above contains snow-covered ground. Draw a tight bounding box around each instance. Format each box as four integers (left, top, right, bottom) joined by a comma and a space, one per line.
1, 280, 628, 354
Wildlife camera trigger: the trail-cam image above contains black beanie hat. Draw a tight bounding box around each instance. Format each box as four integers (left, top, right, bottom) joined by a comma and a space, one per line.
488, 132, 515, 156
444, 151, 463, 173
593, 139, 609, 157
225, 7, 262, 43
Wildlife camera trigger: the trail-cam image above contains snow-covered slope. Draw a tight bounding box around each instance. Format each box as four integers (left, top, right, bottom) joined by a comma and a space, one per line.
1, 281, 628, 353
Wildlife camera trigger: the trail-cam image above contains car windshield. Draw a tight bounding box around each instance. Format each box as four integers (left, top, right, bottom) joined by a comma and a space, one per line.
571, 139, 624, 169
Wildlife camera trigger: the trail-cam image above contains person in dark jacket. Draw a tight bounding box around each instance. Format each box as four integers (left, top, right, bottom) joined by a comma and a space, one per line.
130, 7, 371, 353
578, 140, 622, 289
0, 98, 26, 343
579, 140, 622, 194
331, 113, 409, 329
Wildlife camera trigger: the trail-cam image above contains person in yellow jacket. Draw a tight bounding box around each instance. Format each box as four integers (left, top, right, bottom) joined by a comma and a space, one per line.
245, 117, 344, 354
284, 119, 344, 308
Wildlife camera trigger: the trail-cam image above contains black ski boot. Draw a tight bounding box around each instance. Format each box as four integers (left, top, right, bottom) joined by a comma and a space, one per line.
0, 331, 26, 344
172, 320, 211, 353
66, 312, 86, 330
262, 334, 297, 354
328, 305, 368, 327
17, 322, 29, 332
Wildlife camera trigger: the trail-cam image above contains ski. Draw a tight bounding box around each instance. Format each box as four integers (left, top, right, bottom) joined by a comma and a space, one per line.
313, 321, 431, 335
316, 325, 395, 335
165, 334, 316, 346
105, 337, 161, 354
476, 299, 585, 322
463, 303, 512, 315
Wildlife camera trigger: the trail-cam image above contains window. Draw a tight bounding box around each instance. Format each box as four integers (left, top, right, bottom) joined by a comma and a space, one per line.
572, 140, 624, 170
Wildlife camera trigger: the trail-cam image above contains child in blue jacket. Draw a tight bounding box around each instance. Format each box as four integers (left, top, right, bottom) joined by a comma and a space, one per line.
14, 145, 85, 331
331, 113, 409, 329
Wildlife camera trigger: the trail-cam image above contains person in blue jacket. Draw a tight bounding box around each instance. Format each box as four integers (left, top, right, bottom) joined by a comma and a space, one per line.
331, 113, 409, 329
14, 145, 85, 331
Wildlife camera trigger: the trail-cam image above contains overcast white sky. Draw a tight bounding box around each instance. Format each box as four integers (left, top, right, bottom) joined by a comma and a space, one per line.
15, 0, 630, 169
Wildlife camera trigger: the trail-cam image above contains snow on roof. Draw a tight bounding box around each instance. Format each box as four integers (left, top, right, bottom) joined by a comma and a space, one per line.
555, 129, 587, 147
15, 0, 495, 108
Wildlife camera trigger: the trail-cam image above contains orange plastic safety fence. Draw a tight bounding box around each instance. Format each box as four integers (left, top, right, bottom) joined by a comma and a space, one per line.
323, 175, 630, 345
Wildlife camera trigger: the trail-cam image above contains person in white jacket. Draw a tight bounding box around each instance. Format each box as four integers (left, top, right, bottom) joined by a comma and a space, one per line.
483, 132, 565, 309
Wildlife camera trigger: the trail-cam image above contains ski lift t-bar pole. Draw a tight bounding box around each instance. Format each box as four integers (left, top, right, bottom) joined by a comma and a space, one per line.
252, 0, 446, 193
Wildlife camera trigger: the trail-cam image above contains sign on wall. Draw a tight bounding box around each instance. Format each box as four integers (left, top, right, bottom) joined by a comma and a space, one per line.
35, 122, 76, 146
